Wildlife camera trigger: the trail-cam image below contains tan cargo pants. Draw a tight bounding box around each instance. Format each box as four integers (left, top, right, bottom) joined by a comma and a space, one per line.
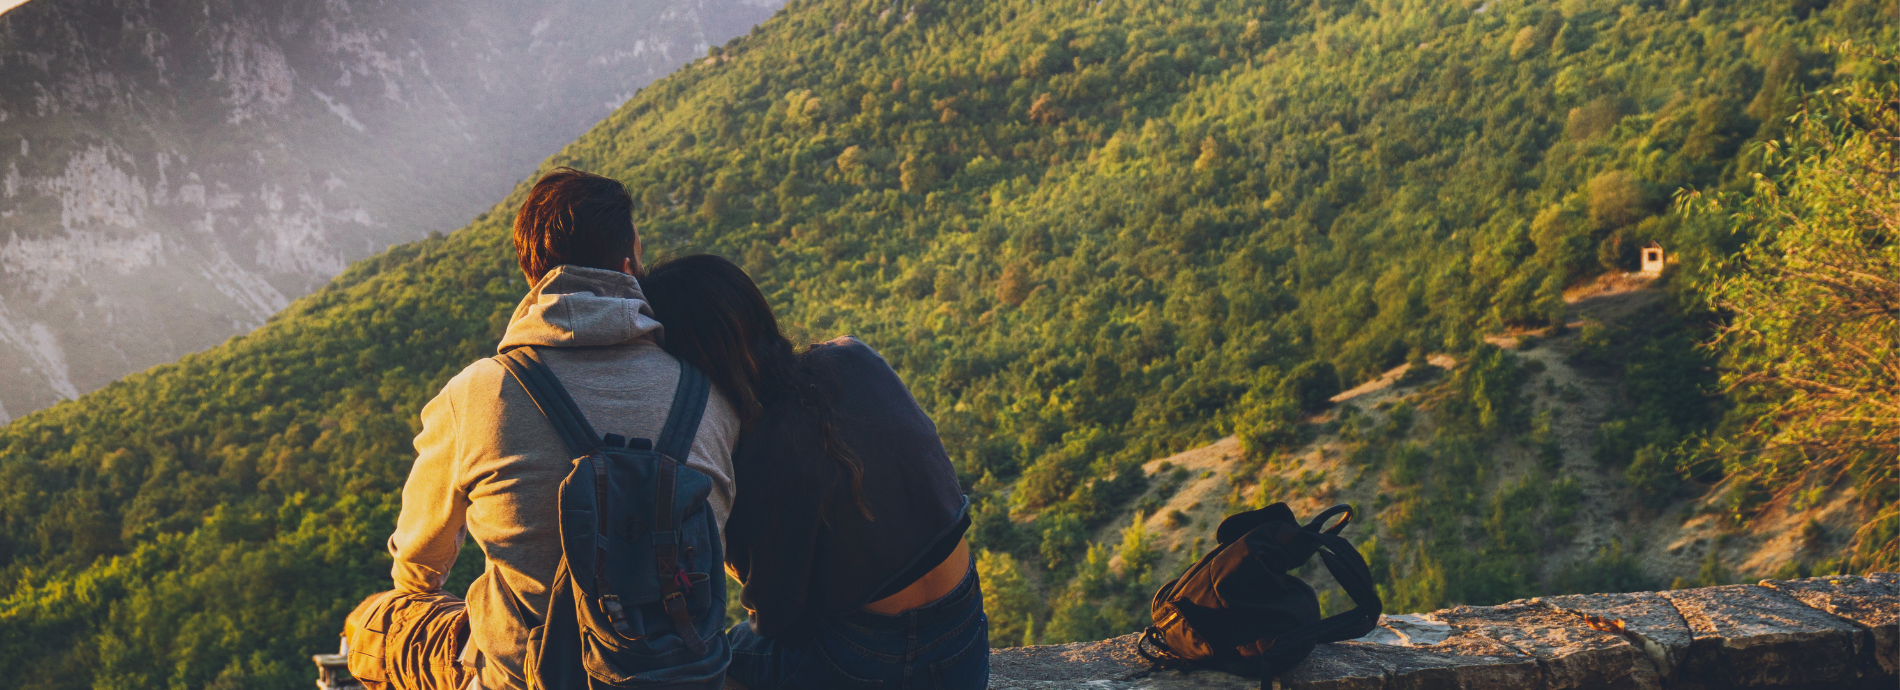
345, 590, 479, 690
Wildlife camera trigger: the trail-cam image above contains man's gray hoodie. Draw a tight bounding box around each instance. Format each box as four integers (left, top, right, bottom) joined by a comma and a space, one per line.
388, 265, 739, 690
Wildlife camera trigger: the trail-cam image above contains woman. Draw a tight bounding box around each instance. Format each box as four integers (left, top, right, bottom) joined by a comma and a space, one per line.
641, 254, 986, 690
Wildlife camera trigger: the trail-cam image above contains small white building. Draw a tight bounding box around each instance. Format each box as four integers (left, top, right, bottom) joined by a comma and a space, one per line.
1640, 241, 1664, 276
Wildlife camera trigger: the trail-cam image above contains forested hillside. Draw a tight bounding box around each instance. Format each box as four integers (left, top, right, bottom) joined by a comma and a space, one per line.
0, 0, 1892, 687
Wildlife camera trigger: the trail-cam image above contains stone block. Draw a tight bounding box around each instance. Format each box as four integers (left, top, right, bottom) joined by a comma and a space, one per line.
1434, 600, 1660, 690
1662, 584, 1864, 687
1395, 639, 1542, 690
1274, 642, 1388, 690
1278, 626, 1541, 690
988, 633, 1149, 685
1374, 635, 1540, 690
987, 633, 1254, 689
1760, 575, 1900, 676
1540, 590, 1692, 681
1358, 614, 1451, 647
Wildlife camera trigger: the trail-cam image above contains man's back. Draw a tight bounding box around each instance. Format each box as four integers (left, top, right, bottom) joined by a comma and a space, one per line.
388, 265, 739, 690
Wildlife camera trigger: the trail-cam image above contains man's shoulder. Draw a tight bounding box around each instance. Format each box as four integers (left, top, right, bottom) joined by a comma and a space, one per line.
458, 354, 511, 383
435, 355, 511, 403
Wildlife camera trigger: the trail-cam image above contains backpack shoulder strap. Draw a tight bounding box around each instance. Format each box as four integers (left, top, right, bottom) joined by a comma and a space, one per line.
1245, 530, 1384, 671
654, 359, 711, 462
648, 357, 714, 656
494, 346, 600, 456
1301, 531, 1383, 644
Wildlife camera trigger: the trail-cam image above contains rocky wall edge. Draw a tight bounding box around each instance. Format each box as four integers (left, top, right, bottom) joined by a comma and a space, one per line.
987, 573, 1900, 690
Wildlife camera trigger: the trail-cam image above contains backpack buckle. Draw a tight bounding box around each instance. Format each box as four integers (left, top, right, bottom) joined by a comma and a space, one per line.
602, 595, 636, 635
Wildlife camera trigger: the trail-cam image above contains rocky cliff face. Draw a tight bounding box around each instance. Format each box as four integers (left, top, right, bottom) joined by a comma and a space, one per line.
0, 0, 779, 419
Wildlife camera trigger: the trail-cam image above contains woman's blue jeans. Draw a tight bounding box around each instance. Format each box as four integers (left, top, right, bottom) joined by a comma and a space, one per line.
725, 563, 989, 690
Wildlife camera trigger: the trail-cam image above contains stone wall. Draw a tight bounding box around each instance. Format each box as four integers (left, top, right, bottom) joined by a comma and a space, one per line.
988, 574, 1899, 689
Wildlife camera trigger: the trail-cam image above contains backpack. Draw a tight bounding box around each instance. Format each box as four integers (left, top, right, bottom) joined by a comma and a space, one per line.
495, 346, 731, 689
1138, 503, 1382, 684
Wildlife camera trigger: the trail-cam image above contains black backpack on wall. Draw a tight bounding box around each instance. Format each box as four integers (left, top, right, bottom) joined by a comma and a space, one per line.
1139, 503, 1382, 684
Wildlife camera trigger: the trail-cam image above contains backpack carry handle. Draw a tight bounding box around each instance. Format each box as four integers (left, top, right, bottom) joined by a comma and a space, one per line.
1303, 504, 1353, 535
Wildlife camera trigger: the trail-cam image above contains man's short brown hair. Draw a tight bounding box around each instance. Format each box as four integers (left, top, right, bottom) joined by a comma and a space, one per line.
512, 168, 638, 282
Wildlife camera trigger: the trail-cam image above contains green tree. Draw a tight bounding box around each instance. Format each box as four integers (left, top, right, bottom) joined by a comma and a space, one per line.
1277, 361, 1341, 414
1693, 45, 1900, 571
976, 549, 1044, 647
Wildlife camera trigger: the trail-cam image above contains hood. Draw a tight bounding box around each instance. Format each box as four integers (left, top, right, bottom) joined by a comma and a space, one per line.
497, 265, 663, 352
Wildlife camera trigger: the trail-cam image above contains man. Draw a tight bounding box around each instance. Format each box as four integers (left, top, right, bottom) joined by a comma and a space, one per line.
344, 168, 740, 690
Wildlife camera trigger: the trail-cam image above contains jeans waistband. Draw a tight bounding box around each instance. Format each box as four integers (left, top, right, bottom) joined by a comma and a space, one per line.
839, 561, 978, 632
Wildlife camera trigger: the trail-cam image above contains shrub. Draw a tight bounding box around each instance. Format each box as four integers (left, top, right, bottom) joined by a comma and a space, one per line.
1278, 361, 1342, 413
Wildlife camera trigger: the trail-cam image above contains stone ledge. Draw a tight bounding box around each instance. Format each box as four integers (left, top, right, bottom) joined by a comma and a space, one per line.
988, 574, 1899, 689
1661, 584, 1864, 688
1760, 574, 1900, 676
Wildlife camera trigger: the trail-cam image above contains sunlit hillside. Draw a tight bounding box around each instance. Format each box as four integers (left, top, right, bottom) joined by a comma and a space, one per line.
0, 0, 1891, 687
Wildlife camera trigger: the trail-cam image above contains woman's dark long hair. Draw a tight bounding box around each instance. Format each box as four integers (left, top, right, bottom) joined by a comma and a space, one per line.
640, 254, 871, 519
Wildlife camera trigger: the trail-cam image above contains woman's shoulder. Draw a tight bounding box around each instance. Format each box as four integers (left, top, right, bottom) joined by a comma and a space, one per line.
800, 335, 888, 372
802, 336, 921, 405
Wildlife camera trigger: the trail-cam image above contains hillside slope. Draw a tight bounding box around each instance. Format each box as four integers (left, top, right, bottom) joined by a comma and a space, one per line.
978, 278, 1862, 645
1116, 286, 1821, 600
0, 0, 1891, 686
0, 0, 780, 419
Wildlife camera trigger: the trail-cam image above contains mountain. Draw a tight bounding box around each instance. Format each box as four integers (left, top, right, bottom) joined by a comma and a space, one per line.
0, 0, 1891, 687
0, 0, 781, 421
